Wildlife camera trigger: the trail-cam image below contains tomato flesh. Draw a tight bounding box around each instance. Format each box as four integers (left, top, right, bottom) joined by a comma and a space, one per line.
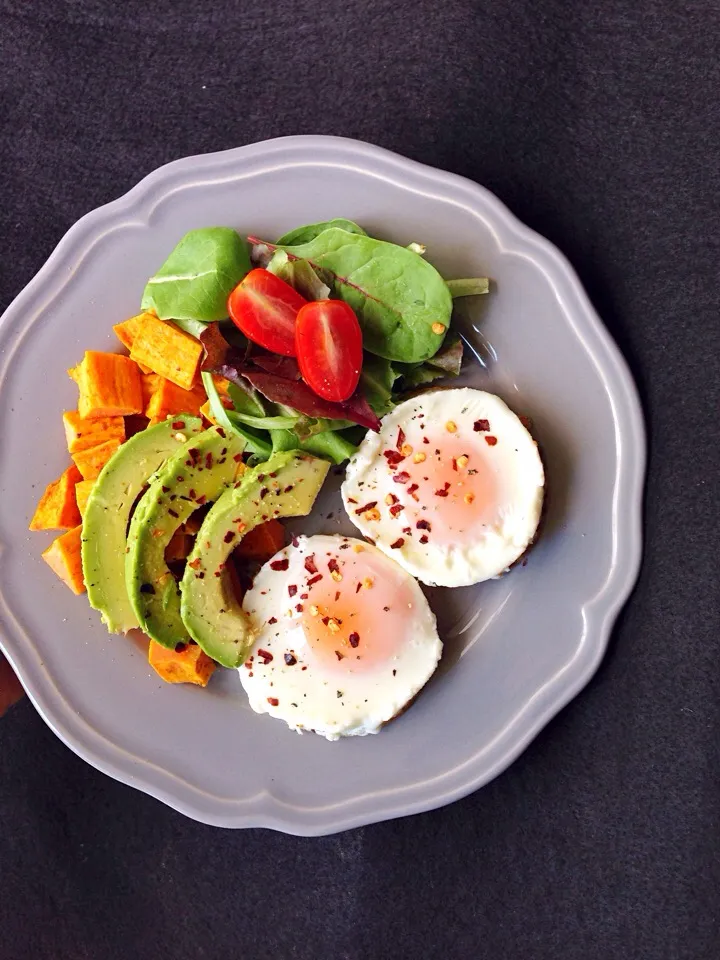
295, 300, 363, 402
227, 268, 307, 356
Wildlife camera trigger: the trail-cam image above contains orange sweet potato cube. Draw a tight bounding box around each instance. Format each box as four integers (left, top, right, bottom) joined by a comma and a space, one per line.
145, 377, 207, 422
141, 372, 161, 412
41, 526, 85, 594
63, 409, 125, 454
129, 315, 202, 390
114, 313, 153, 372
29, 465, 82, 531
75, 351, 143, 419
74, 479, 95, 518
71, 437, 123, 480
148, 640, 216, 687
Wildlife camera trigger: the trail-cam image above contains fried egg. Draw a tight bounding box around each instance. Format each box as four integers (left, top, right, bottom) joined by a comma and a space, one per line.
240, 534, 442, 740
341, 388, 544, 587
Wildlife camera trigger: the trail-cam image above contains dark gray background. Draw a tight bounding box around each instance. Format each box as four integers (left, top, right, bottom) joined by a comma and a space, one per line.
1, 1, 718, 958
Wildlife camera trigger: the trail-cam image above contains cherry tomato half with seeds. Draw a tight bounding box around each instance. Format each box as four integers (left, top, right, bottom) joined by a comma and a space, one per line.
227, 268, 308, 356
295, 300, 363, 403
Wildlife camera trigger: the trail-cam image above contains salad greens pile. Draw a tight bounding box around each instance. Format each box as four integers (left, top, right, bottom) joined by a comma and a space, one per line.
140, 220, 488, 464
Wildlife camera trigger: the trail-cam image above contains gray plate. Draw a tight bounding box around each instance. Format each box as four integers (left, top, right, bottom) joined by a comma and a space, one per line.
0, 137, 645, 834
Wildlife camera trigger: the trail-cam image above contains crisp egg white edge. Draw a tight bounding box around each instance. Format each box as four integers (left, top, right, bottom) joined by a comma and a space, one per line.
239, 535, 443, 741
341, 388, 545, 588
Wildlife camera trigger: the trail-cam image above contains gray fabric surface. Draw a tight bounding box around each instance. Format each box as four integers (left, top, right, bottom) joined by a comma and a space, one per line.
1, 1, 719, 957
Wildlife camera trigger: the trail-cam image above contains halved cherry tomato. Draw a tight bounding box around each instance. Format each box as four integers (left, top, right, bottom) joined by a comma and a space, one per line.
295, 300, 363, 403
227, 268, 308, 356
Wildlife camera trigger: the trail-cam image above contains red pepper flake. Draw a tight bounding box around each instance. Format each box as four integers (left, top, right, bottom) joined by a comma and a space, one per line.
383, 449, 405, 467
260, 488, 269, 499
267, 697, 279, 706
328, 558, 341, 575
334, 590, 341, 602
435, 482, 451, 497
355, 581, 362, 593
196, 572, 205, 579
288, 584, 297, 597
422, 436, 430, 444
347, 497, 358, 504
389, 503, 404, 517
196, 494, 207, 506
474, 419, 490, 432
385, 493, 398, 506
354, 501, 378, 515
304, 555, 317, 574
335, 650, 345, 661
216, 427, 226, 438
452, 458, 458, 471
402, 526, 412, 535
295, 603, 304, 613
485, 435, 498, 446
396, 427, 406, 451
307, 573, 323, 586
205, 452, 213, 469
390, 537, 405, 549
393, 472, 410, 484
519, 415, 533, 430
416, 519, 431, 531
168, 508, 179, 518
223, 531, 235, 544
257, 649, 273, 664
321, 616, 330, 626
233, 453, 243, 462
408, 483, 420, 501
420, 535, 429, 544
188, 558, 202, 569
284, 653, 297, 666
189, 488, 197, 499
268, 616, 278, 625
171, 420, 185, 430
349, 632, 360, 648
161, 485, 170, 493
270, 558, 289, 571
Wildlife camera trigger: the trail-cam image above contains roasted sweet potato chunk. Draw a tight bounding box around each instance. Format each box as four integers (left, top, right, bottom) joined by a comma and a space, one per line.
72, 437, 123, 479
148, 640, 216, 686
74, 351, 143, 419
63, 410, 125, 454
42, 526, 85, 594
129, 315, 203, 390
30, 465, 82, 531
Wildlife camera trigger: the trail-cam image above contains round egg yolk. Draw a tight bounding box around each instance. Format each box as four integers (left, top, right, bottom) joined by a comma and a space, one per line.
297, 548, 415, 674
391, 435, 499, 544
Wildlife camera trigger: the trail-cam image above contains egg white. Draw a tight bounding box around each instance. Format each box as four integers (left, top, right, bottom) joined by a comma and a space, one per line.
239, 535, 442, 741
341, 389, 545, 587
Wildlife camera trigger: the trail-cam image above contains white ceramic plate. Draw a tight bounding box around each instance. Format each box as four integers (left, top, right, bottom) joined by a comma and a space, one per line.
0, 137, 644, 834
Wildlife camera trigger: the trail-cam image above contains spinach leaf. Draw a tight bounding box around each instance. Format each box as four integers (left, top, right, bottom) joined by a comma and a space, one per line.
274, 228, 452, 363
201, 372, 271, 457
394, 332, 464, 389
266, 250, 330, 300
168, 317, 207, 338
141, 227, 251, 323
447, 277, 490, 297
270, 427, 359, 465
360, 354, 399, 416
276, 219, 366, 246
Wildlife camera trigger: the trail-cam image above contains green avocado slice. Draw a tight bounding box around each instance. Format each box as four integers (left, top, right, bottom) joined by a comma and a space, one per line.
180, 452, 330, 667
82, 415, 204, 634
125, 425, 246, 649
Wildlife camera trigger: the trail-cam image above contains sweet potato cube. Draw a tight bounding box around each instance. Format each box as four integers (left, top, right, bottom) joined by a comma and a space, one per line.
74, 479, 95, 518
129, 315, 202, 390
141, 372, 161, 412
41, 526, 85, 594
114, 313, 153, 372
30, 465, 82, 531
72, 437, 123, 480
235, 519, 286, 562
63, 409, 125, 454
148, 640, 216, 687
165, 530, 191, 563
75, 351, 143, 419
145, 377, 207, 422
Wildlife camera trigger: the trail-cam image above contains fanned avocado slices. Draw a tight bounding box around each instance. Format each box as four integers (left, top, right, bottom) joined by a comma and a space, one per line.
82, 415, 204, 634
125, 426, 245, 649
180, 452, 330, 667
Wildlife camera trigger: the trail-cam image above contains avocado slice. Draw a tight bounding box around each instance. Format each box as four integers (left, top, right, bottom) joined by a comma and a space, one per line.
126, 425, 246, 648
82, 415, 205, 634
180, 452, 330, 667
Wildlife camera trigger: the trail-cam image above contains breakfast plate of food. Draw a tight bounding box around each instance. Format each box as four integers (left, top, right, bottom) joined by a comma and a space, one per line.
0, 136, 644, 833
